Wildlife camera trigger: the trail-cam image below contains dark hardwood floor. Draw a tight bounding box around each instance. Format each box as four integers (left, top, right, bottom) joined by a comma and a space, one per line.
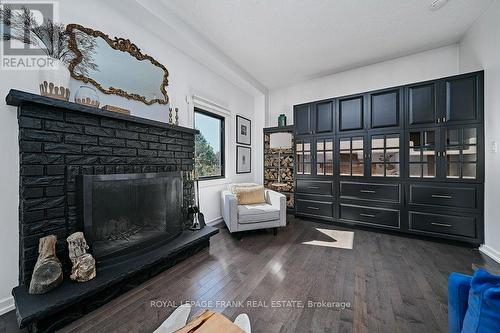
2, 215, 499, 333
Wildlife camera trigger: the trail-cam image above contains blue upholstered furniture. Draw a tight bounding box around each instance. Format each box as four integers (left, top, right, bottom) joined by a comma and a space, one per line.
448, 269, 500, 333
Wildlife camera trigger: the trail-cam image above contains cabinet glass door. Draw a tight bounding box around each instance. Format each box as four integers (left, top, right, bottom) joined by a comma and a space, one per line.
445, 127, 478, 179
316, 138, 334, 176
370, 133, 400, 177
408, 129, 437, 178
296, 139, 312, 175
340, 136, 364, 176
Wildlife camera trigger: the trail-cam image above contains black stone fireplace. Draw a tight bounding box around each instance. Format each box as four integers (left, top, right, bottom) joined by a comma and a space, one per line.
7, 90, 218, 332
80, 172, 184, 262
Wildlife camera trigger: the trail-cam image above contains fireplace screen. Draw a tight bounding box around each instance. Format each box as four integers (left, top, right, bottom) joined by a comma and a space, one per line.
81, 172, 183, 261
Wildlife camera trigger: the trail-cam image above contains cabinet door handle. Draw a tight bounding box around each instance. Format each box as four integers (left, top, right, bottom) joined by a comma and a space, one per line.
360, 213, 376, 218
360, 190, 376, 194
431, 194, 452, 199
437, 118, 441, 123
442, 117, 447, 122
308, 186, 319, 189
307, 206, 320, 210
430, 222, 452, 227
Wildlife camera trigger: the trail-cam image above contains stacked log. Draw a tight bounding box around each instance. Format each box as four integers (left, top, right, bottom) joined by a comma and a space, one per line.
263, 132, 295, 208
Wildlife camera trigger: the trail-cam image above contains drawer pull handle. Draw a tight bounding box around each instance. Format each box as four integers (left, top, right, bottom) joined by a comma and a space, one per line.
360, 190, 376, 194
431, 194, 452, 199
308, 186, 320, 189
307, 206, 320, 210
430, 222, 452, 227
360, 213, 376, 218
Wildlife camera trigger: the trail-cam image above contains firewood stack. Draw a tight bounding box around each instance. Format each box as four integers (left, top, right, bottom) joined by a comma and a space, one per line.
263, 132, 295, 208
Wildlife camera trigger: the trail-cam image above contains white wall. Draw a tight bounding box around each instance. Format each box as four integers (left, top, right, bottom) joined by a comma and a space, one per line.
267, 45, 459, 126
459, 0, 500, 262
0, 0, 264, 314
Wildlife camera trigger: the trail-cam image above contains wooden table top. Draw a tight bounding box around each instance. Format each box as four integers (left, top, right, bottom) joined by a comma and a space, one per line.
176, 310, 244, 333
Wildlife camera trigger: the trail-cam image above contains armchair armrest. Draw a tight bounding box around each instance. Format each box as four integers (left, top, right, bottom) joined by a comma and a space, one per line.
221, 190, 238, 232
265, 189, 287, 227
448, 272, 472, 333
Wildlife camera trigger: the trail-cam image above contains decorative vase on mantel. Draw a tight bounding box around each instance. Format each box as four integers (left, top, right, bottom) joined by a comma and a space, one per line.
38, 59, 71, 101
278, 114, 287, 127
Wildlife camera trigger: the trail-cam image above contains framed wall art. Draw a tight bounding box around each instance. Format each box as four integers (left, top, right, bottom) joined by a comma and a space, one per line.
236, 115, 251, 145
236, 145, 251, 174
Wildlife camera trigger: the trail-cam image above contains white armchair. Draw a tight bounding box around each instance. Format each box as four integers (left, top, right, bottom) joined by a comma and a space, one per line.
221, 183, 287, 235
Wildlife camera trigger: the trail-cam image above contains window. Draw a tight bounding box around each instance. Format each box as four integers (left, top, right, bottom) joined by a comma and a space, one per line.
194, 108, 225, 179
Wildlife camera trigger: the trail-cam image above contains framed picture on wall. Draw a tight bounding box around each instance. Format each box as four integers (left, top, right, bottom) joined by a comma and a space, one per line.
236, 115, 251, 145
236, 145, 251, 174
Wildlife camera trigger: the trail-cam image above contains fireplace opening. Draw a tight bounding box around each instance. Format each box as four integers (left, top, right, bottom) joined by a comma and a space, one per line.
80, 172, 184, 262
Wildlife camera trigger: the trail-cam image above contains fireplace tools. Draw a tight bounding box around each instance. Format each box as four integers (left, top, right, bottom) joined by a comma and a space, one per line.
188, 171, 205, 230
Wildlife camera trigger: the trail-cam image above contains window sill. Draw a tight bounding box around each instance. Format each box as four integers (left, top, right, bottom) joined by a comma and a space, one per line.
198, 177, 230, 189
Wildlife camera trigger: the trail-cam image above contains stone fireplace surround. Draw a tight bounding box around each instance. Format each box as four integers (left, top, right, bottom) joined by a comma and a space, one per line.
6, 90, 218, 332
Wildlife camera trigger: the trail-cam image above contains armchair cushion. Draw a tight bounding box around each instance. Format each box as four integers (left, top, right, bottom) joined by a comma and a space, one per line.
461, 269, 500, 333
233, 185, 266, 205
448, 272, 472, 333
238, 203, 280, 224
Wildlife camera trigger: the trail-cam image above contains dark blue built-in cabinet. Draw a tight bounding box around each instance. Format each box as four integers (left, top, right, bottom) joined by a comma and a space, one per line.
294, 71, 484, 245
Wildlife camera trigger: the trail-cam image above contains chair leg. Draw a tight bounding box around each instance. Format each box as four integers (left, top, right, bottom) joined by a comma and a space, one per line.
273, 228, 278, 236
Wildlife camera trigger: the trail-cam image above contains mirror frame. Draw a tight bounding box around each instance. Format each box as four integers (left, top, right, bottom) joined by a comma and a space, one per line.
66, 23, 169, 105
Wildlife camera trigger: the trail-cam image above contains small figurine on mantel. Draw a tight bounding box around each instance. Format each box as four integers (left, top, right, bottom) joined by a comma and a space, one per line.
29, 235, 63, 294
67, 232, 96, 282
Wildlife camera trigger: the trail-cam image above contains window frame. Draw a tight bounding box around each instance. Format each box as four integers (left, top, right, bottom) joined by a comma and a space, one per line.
194, 107, 226, 181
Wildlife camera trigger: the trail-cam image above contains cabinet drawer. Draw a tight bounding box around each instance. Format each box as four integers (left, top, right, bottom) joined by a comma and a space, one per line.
339, 204, 399, 228
296, 199, 333, 217
296, 180, 333, 196
340, 182, 400, 203
409, 211, 476, 238
408, 184, 477, 209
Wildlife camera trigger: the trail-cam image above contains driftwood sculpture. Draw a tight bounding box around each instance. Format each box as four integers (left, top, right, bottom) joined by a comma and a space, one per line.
29, 235, 63, 294
67, 232, 96, 282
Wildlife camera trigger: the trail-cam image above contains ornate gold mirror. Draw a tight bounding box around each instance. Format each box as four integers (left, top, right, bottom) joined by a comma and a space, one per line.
66, 24, 169, 105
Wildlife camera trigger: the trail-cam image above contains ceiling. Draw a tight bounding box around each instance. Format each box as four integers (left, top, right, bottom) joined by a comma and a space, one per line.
162, 0, 492, 90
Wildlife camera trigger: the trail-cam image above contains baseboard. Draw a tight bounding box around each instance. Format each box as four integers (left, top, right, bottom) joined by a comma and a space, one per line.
479, 245, 500, 264
0, 296, 14, 316
206, 216, 223, 227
